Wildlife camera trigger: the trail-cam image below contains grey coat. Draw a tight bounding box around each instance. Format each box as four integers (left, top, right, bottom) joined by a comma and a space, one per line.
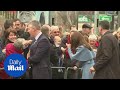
93, 31, 120, 79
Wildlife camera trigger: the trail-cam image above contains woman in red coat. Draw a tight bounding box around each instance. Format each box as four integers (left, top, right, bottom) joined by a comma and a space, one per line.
0, 37, 32, 79
0, 28, 17, 79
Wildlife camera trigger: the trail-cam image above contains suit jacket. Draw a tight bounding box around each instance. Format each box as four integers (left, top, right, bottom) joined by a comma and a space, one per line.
29, 34, 52, 79
93, 31, 120, 79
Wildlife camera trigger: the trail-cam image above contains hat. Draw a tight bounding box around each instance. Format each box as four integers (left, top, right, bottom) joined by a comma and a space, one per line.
82, 24, 92, 29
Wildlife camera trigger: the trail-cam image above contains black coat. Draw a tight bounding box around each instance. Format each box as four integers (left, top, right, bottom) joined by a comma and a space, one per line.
28, 34, 52, 79
93, 31, 120, 79
17, 30, 30, 59
0, 47, 5, 62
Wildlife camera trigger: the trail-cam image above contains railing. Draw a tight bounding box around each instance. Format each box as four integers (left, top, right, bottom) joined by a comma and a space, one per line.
0, 67, 81, 79
51, 67, 81, 79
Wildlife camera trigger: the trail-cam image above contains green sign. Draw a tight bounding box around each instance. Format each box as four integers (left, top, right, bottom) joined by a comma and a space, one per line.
99, 15, 112, 22
78, 15, 91, 23
78, 14, 112, 23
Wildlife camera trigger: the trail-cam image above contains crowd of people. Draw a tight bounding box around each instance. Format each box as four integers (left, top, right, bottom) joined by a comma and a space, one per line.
0, 18, 120, 79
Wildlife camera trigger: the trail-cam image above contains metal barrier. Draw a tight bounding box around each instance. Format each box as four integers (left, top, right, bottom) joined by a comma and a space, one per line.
51, 67, 66, 69
64, 67, 81, 79
51, 67, 66, 79
0, 67, 81, 79
51, 67, 81, 79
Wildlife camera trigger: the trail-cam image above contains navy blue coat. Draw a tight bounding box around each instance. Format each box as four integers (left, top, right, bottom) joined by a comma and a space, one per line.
29, 34, 52, 79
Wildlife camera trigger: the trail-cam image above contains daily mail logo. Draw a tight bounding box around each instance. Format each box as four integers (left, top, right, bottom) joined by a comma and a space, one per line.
7, 59, 24, 71
4, 54, 27, 77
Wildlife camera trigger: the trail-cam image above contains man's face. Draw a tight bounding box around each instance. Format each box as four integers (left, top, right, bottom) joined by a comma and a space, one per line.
86, 28, 91, 35
83, 28, 91, 35
27, 24, 35, 37
15, 20, 21, 31
98, 26, 102, 35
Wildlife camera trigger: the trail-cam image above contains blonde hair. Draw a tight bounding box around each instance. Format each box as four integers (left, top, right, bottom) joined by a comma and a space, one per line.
54, 36, 61, 41
117, 27, 120, 32
14, 38, 25, 50
50, 26, 59, 32
89, 34, 97, 40
113, 27, 120, 35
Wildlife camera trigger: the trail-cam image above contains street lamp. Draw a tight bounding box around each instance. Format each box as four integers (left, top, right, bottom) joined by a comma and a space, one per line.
94, 11, 99, 35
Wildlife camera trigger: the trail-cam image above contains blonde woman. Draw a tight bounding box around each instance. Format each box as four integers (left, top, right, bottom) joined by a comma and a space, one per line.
89, 34, 98, 54
6, 38, 32, 57
113, 27, 120, 42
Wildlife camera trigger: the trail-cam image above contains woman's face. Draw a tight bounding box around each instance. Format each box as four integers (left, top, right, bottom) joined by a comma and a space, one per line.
54, 36, 61, 46
52, 30, 60, 37
8, 32, 17, 43
89, 39, 96, 48
117, 32, 120, 40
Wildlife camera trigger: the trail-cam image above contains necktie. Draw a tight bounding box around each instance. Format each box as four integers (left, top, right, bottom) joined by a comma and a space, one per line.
30, 38, 36, 49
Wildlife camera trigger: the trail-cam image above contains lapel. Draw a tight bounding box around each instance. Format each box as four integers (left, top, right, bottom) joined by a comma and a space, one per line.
35, 33, 43, 44
30, 34, 44, 48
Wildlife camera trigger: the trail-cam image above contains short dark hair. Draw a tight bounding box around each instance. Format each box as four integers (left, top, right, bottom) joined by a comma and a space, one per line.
82, 24, 92, 29
4, 28, 17, 39
71, 31, 92, 51
4, 20, 13, 30
13, 18, 21, 23
99, 20, 110, 30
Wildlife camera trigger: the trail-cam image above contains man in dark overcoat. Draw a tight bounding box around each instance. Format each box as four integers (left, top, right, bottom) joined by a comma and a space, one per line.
90, 20, 120, 79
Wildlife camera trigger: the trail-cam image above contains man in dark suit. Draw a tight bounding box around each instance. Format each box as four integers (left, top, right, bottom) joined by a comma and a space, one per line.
90, 20, 120, 79
27, 20, 52, 79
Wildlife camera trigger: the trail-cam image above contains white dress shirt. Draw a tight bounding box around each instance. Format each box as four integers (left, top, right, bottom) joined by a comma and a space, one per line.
35, 32, 42, 41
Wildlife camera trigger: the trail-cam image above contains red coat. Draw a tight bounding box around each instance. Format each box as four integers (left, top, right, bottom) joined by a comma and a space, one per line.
0, 43, 23, 79
65, 35, 71, 59
95, 41, 99, 48
5, 43, 23, 57
65, 35, 75, 59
